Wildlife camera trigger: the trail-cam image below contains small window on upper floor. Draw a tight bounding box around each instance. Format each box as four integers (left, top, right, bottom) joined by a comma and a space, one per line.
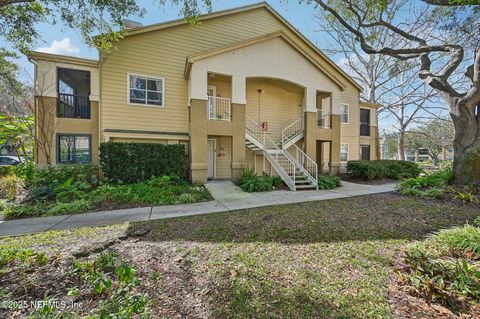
340, 104, 349, 124
128, 74, 164, 107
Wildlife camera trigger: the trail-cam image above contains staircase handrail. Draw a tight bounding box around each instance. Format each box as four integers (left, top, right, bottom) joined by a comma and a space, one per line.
281, 118, 304, 147
246, 116, 297, 190
284, 143, 318, 188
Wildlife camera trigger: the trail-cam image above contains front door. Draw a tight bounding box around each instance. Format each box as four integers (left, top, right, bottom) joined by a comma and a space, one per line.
207, 139, 215, 179
360, 145, 371, 160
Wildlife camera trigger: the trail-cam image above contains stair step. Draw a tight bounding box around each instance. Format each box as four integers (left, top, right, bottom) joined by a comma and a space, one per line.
295, 184, 317, 189
294, 180, 312, 184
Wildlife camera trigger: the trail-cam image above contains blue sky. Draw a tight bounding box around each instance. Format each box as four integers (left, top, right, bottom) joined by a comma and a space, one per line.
9, 0, 325, 82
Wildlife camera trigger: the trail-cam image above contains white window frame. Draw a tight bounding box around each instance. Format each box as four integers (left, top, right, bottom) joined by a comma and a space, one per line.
127, 73, 165, 107
340, 103, 349, 124
340, 143, 349, 162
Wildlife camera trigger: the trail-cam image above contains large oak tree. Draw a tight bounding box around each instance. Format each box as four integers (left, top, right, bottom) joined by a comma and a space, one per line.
311, 0, 480, 184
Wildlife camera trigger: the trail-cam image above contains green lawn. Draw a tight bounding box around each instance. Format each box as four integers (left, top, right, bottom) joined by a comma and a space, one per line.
1, 193, 479, 318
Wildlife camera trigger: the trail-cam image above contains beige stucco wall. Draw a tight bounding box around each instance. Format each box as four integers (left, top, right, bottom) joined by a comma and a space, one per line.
190, 36, 342, 112
33, 60, 99, 101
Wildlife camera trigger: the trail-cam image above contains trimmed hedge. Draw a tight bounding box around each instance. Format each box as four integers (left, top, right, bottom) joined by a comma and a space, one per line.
99, 142, 188, 183
347, 160, 422, 180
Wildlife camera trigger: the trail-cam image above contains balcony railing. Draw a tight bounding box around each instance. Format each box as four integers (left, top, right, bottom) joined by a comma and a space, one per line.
360, 122, 371, 136
208, 96, 231, 121
316, 109, 330, 128
57, 93, 91, 119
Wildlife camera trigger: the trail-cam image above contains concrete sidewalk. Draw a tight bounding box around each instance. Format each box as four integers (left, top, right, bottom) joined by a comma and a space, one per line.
0, 181, 396, 237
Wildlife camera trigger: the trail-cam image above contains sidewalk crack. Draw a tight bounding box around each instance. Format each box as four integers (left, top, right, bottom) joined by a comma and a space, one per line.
148, 206, 153, 220
46, 215, 71, 232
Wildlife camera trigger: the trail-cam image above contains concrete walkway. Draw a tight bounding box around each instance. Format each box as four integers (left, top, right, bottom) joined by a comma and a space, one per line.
0, 181, 396, 237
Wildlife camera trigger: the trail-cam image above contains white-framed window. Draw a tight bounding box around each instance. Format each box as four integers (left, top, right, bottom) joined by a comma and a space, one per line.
340, 103, 349, 124
340, 143, 348, 162
128, 73, 164, 106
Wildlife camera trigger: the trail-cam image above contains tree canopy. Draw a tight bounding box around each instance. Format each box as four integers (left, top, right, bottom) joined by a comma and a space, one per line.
311, 0, 480, 184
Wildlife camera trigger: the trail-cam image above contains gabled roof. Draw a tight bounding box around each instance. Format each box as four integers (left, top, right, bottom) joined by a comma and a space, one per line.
125, 2, 363, 91
185, 31, 348, 91
27, 51, 99, 68
359, 101, 382, 109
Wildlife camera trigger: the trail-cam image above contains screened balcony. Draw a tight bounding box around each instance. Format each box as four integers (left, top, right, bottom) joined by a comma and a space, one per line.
56, 68, 91, 119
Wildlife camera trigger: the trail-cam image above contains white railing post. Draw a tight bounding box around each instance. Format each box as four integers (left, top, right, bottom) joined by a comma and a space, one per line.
208, 96, 231, 121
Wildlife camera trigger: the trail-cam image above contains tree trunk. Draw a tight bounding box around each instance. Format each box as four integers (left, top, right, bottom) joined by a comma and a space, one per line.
450, 100, 480, 185
375, 119, 381, 159
397, 131, 406, 160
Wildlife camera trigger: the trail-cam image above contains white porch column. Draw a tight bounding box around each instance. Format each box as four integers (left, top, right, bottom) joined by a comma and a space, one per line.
303, 87, 317, 113
330, 91, 341, 115
232, 75, 246, 105
188, 63, 208, 103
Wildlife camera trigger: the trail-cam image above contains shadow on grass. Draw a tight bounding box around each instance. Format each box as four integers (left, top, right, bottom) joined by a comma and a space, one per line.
127, 193, 480, 244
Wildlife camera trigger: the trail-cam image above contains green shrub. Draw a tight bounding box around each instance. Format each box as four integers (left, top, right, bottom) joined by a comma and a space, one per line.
32, 164, 96, 186
0, 165, 13, 177
269, 175, 284, 188
239, 167, 273, 192
0, 174, 24, 200
347, 160, 422, 180
2, 203, 39, 219
11, 161, 36, 184
27, 164, 96, 203
99, 141, 187, 184
398, 167, 452, 190
91, 176, 209, 206
317, 175, 342, 190
47, 199, 93, 216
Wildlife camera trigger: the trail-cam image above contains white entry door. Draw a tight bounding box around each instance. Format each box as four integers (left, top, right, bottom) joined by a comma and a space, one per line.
207, 139, 215, 180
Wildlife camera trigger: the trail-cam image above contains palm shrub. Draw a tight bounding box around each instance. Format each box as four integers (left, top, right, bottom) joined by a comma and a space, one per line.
397, 167, 453, 198
239, 167, 273, 192
317, 175, 342, 190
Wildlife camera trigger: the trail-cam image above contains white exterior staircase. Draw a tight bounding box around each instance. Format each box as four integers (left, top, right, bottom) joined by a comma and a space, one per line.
245, 116, 318, 191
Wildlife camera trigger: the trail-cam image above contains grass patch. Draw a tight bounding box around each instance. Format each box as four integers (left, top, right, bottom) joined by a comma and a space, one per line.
128, 193, 480, 318
2, 195, 480, 318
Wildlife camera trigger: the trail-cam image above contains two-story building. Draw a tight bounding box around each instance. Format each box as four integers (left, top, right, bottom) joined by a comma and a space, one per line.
29, 2, 379, 191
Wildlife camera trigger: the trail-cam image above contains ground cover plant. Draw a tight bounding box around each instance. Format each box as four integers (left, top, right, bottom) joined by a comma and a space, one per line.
1, 193, 479, 318
397, 219, 480, 311
396, 166, 480, 204
347, 160, 422, 180
0, 163, 210, 219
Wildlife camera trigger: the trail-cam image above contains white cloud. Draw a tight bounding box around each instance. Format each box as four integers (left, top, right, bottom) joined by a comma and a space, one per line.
37, 37, 80, 55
